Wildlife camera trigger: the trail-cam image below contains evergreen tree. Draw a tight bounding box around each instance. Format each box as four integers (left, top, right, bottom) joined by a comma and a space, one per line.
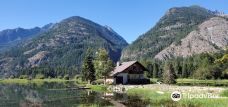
163, 62, 176, 84
147, 64, 153, 78
94, 48, 114, 84
182, 61, 188, 78
153, 63, 158, 78
81, 49, 96, 83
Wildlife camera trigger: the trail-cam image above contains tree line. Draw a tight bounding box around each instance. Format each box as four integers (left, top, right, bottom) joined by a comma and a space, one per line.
14, 48, 114, 82
141, 49, 228, 84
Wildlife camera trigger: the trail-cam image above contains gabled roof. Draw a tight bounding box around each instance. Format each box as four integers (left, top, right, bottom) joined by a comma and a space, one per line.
109, 61, 146, 77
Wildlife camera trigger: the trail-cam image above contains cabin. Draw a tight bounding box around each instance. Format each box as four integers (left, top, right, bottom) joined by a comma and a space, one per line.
106, 61, 150, 84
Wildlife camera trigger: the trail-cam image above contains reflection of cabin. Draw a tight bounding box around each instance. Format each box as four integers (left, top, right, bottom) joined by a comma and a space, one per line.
106, 61, 150, 84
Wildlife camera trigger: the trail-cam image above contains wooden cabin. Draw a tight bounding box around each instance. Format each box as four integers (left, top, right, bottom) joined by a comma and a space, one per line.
106, 61, 150, 84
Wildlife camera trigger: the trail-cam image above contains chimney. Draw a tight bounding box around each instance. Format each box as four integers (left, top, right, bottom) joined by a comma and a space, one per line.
116, 61, 120, 67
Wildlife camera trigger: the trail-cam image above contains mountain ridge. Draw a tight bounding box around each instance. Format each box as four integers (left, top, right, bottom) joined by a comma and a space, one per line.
121, 5, 218, 61
0, 16, 128, 76
0, 23, 54, 52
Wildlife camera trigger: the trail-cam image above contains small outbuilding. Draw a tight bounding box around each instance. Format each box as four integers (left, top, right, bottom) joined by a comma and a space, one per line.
106, 61, 150, 84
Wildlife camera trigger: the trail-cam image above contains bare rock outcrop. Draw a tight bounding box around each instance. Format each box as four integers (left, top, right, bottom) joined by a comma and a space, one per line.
28, 51, 49, 67
155, 17, 228, 60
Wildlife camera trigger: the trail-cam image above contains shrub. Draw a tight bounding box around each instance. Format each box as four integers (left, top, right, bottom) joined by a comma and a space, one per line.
9, 75, 15, 79
64, 75, 70, 80
19, 75, 28, 79
193, 67, 212, 80
35, 74, 45, 79
75, 75, 81, 80
91, 79, 104, 85
58, 76, 63, 79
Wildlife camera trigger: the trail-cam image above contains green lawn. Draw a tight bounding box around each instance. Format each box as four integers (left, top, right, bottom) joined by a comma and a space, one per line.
127, 88, 228, 107
220, 89, 228, 97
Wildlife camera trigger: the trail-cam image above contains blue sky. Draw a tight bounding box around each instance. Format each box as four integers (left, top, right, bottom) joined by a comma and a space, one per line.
0, 0, 227, 43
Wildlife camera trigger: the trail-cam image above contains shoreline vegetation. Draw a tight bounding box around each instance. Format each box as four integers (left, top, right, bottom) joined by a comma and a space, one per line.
1, 78, 228, 107
2, 78, 228, 87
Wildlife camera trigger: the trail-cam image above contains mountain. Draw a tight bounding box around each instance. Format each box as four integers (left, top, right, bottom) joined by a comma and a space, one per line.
0, 23, 54, 52
121, 5, 216, 61
0, 16, 128, 76
155, 16, 228, 60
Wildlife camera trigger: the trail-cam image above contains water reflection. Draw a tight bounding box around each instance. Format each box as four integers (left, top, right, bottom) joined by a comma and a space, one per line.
102, 92, 150, 107
0, 82, 111, 107
0, 82, 153, 107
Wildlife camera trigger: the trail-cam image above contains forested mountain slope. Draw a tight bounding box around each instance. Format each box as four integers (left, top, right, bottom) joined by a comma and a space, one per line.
0, 16, 128, 77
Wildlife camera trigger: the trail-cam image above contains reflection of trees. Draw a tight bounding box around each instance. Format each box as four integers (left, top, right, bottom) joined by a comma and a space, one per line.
0, 84, 45, 107
0, 82, 112, 107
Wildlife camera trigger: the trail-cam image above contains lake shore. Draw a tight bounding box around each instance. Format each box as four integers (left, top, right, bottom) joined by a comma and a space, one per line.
110, 84, 226, 94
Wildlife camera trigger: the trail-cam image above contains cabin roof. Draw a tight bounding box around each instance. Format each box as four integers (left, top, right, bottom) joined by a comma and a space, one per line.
109, 61, 146, 77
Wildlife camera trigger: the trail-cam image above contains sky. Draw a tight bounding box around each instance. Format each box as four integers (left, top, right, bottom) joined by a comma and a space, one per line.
0, 0, 227, 43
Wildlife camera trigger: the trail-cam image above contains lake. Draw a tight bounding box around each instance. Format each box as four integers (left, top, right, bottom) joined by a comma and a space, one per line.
0, 82, 149, 107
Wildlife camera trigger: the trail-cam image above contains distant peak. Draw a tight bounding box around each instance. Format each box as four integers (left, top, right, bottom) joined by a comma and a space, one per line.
165, 5, 209, 16
62, 16, 88, 22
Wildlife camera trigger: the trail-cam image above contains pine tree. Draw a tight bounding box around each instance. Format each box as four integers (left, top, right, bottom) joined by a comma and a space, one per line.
147, 63, 153, 78
153, 63, 158, 78
81, 49, 96, 84
182, 61, 187, 78
163, 62, 176, 84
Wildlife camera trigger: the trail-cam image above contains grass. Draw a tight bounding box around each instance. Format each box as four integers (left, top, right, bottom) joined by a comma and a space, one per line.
220, 89, 228, 97
127, 88, 171, 105
127, 88, 228, 107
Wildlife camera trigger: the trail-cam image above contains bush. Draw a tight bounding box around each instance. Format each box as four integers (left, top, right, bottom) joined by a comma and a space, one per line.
193, 67, 212, 80
64, 75, 70, 80
19, 75, 28, 79
91, 79, 104, 85
9, 75, 15, 79
75, 75, 81, 80
58, 76, 63, 79
35, 74, 45, 79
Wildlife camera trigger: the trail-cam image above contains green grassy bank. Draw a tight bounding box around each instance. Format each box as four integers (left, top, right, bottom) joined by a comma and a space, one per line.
127, 88, 228, 107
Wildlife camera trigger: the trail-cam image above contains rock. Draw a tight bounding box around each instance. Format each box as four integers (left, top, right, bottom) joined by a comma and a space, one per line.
155, 17, 228, 60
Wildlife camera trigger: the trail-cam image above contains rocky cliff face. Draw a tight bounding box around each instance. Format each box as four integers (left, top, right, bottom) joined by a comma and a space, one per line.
121, 6, 215, 61
155, 17, 228, 60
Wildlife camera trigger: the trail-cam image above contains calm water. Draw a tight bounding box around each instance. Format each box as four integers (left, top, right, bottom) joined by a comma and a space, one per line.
0, 82, 149, 107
